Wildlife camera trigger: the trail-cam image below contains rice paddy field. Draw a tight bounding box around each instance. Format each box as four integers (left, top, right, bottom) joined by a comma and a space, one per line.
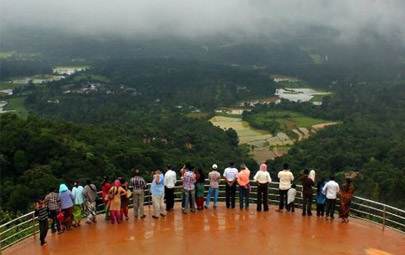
210, 110, 336, 162
248, 110, 328, 131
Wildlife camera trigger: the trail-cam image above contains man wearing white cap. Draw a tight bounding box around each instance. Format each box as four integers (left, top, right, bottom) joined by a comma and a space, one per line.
205, 164, 221, 209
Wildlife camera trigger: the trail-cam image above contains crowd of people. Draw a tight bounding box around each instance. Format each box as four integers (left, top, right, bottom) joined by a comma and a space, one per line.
34, 162, 355, 246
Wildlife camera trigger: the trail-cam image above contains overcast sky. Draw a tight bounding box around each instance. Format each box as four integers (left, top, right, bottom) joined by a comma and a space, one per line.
1, 0, 405, 42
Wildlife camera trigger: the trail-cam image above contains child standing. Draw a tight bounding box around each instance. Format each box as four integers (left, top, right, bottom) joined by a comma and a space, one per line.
316, 178, 327, 216
35, 196, 49, 246
287, 184, 297, 212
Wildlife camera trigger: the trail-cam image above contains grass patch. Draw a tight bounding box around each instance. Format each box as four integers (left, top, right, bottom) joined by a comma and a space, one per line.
310, 93, 333, 102
73, 74, 109, 83
3, 97, 28, 119
0, 82, 25, 90
0, 51, 16, 59
309, 54, 323, 64
186, 112, 209, 119
246, 110, 328, 132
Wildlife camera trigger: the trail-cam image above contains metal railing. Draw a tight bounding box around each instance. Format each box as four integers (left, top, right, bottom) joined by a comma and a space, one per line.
1, 180, 404, 251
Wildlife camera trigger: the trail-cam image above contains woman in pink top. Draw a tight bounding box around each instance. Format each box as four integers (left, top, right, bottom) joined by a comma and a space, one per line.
237, 163, 250, 209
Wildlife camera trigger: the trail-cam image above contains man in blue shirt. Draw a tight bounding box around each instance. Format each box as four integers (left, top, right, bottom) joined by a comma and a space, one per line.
151, 169, 165, 219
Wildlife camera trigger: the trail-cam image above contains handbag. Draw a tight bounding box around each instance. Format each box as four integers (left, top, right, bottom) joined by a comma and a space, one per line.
126, 189, 132, 198
57, 211, 64, 223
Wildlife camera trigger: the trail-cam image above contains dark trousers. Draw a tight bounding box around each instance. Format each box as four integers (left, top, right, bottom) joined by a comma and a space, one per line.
48, 210, 61, 232
165, 187, 175, 211
279, 189, 288, 210
239, 186, 250, 209
325, 199, 337, 218
225, 184, 236, 208
302, 194, 313, 215
257, 183, 269, 211
317, 203, 325, 216
287, 201, 295, 212
39, 220, 48, 245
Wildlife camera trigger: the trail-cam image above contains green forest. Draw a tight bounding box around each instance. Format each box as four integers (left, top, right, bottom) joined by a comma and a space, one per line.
1, 30, 405, 218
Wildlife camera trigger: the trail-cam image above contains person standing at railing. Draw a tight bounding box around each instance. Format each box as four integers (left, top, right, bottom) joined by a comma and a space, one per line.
182, 165, 197, 214
205, 164, 221, 209
316, 178, 327, 217
254, 163, 272, 212
35, 196, 49, 246
276, 163, 294, 212
59, 184, 74, 231
195, 168, 206, 210
223, 162, 238, 209
237, 163, 251, 210
45, 187, 62, 234
131, 169, 147, 219
119, 178, 130, 221
151, 169, 166, 218
322, 176, 340, 220
83, 180, 98, 224
164, 164, 177, 212
108, 179, 127, 224
101, 177, 112, 220
300, 169, 314, 216
72, 181, 84, 227
339, 178, 355, 223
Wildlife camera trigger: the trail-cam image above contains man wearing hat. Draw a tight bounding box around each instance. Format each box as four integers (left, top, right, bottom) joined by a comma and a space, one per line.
205, 164, 221, 209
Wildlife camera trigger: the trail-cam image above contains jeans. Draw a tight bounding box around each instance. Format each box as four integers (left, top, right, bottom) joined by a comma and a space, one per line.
325, 199, 337, 218
205, 187, 219, 207
183, 189, 196, 213
257, 183, 269, 211
239, 186, 250, 209
165, 187, 175, 211
133, 189, 144, 217
279, 189, 288, 210
302, 194, 313, 215
182, 189, 193, 209
225, 184, 236, 208
48, 209, 61, 232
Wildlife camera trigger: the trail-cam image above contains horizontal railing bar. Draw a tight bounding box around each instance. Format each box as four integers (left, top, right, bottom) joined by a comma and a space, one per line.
1, 224, 38, 243
1, 230, 40, 250
1, 217, 37, 236
0, 212, 35, 229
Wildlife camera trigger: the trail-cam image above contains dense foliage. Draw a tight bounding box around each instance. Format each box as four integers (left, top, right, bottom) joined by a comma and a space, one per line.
266, 82, 405, 208
0, 113, 255, 212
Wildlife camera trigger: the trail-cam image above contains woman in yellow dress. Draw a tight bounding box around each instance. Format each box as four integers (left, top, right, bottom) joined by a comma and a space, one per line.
108, 179, 127, 224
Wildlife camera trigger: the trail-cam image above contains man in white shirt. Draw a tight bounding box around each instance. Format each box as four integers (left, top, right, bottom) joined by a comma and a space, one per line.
164, 164, 177, 211
276, 163, 294, 212
322, 176, 340, 220
223, 162, 238, 209
254, 164, 272, 212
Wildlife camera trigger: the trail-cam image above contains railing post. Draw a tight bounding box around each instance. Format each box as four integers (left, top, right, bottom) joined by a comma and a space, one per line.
382, 205, 386, 231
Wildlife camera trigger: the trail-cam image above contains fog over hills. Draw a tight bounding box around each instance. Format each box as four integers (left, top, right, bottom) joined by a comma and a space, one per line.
1, 0, 405, 44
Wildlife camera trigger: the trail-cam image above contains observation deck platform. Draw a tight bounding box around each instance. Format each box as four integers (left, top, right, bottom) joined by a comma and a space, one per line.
4, 204, 405, 255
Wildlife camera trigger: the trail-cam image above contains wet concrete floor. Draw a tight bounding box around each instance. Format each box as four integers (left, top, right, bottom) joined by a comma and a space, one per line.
4, 204, 405, 255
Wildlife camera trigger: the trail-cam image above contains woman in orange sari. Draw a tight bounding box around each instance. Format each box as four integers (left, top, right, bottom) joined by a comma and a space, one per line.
339, 178, 355, 223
